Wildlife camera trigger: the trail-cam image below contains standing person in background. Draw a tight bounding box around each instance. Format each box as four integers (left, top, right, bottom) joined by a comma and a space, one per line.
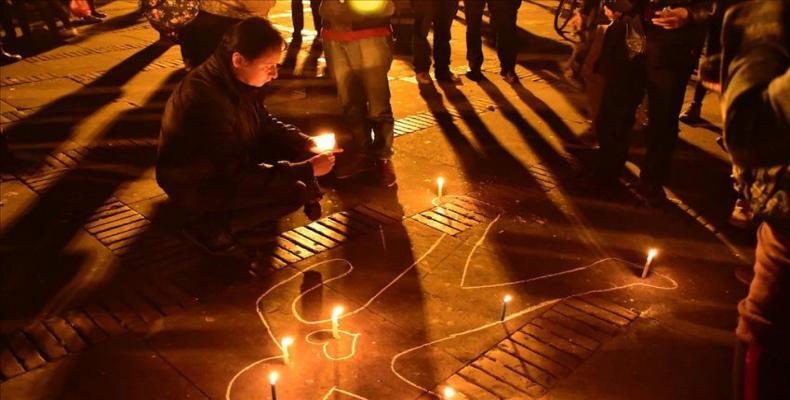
411, 0, 461, 84
178, 0, 276, 70
34, 0, 78, 41
464, 0, 522, 83
292, 0, 322, 39
320, 0, 398, 187
716, 1, 790, 399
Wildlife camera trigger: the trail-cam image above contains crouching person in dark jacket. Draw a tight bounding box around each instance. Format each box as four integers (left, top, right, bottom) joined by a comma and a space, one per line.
157, 17, 337, 255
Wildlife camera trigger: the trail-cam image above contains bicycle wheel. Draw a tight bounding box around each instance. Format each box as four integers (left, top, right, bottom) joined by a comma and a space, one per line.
554, 0, 579, 42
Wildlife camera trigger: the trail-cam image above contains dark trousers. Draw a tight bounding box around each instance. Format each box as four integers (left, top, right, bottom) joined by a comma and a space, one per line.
464, 0, 521, 73
0, 0, 31, 39
595, 36, 697, 185
292, 0, 321, 35
33, 0, 73, 34
411, 0, 459, 74
178, 11, 240, 69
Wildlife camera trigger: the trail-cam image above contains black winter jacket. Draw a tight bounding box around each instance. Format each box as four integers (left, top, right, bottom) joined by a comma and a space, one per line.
156, 48, 313, 211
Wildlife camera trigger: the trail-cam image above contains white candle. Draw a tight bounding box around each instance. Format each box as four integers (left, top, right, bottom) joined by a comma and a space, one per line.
281, 337, 294, 365
437, 176, 445, 198
500, 294, 512, 321
443, 386, 456, 399
331, 306, 344, 339
641, 249, 658, 278
313, 133, 336, 152
269, 371, 279, 400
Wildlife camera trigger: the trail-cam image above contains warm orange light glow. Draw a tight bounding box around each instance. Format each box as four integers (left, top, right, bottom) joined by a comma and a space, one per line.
269, 371, 279, 385
437, 176, 445, 197
313, 133, 336, 152
503, 294, 513, 303
281, 337, 294, 364
443, 386, 456, 399
332, 306, 344, 338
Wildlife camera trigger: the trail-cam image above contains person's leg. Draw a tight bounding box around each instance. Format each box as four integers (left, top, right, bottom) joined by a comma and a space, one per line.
358, 36, 395, 161
292, 0, 304, 35
464, 0, 485, 73
641, 58, 695, 189
594, 57, 646, 183
47, 0, 73, 29
432, 0, 458, 76
411, 0, 435, 74
10, 0, 31, 38
325, 39, 368, 155
310, 0, 322, 35
33, 0, 61, 36
0, 0, 17, 40
490, 0, 520, 77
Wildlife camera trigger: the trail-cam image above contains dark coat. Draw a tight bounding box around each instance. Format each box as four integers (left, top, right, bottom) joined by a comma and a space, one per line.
156, 48, 313, 211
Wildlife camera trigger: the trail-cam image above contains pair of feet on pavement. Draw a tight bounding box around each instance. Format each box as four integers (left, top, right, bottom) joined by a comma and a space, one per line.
465, 68, 519, 84
334, 153, 397, 188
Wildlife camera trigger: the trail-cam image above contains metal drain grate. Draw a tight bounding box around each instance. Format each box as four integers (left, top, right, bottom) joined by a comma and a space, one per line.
83, 198, 152, 254
411, 198, 494, 236
438, 294, 639, 399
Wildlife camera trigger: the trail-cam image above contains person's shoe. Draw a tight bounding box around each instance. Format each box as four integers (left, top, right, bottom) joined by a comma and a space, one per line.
91, 11, 107, 18
304, 200, 322, 221
57, 28, 79, 40
182, 219, 237, 256
435, 71, 461, 84
0, 49, 22, 64
415, 71, 433, 85
373, 159, 397, 188
679, 103, 702, 124
501, 70, 519, 84
82, 15, 103, 24
465, 68, 484, 81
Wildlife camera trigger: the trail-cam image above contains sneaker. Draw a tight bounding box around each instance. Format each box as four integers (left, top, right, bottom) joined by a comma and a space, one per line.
373, 159, 397, 187
501, 70, 519, 84
91, 11, 107, 18
57, 28, 79, 40
334, 153, 374, 179
415, 71, 433, 85
465, 68, 484, 81
0, 49, 22, 64
182, 218, 237, 255
679, 103, 702, 124
435, 71, 461, 84
81, 15, 103, 24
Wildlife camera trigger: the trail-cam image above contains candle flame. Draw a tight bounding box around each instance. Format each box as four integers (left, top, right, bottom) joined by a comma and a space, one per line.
504, 294, 513, 303
281, 337, 294, 348
443, 386, 456, 398
647, 248, 658, 261
313, 133, 336, 152
269, 371, 279, 385
332, 306, 344, 318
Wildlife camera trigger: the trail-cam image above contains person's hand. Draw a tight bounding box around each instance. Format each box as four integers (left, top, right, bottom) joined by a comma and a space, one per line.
568, 11, 584, 32
308, 152, 336, 177
651, 7, 690, 30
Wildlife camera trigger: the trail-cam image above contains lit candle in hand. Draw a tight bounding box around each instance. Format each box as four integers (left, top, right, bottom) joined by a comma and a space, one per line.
331, 306, 344, 339
269, 371, 279, 400
500, 294, 512, 321
313, 133, 336, 153
641, 249, 658, 278
281, 337, 294, 365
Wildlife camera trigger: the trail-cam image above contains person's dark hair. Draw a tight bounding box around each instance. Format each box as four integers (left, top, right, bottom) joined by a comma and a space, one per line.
222, 17, 284, 60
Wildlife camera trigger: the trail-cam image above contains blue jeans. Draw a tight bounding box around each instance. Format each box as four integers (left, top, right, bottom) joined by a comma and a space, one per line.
324, 36, 394, 159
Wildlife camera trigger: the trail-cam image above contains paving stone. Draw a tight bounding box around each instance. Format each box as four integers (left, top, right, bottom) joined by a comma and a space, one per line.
497, 338, 572, 378
475, 355, 547, 397
507, 333, 580, 370
445, 373, 500, 400
281, 230, 328, 253
100, 297, 144, 330
485, 348, 556, 387
63, 309, 108, 344
122, 290, 165, 323
21, 323, 67, 361
457, 364, 532, 399
565, 297, 632, 327
276, 236, 315, 259
306, 221, 347, 242
552, 303, 620, 336
580, 295, 640, 321
293, 226, 339, 248
43, 318, 87, 353
520, 323, 592, 360
532, 317, 600, 352
82, 304, 127, 336
542, 310, 612, 343
0, 347, 26, 379
4, 331, 45, 370
412, 213, 461, 235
